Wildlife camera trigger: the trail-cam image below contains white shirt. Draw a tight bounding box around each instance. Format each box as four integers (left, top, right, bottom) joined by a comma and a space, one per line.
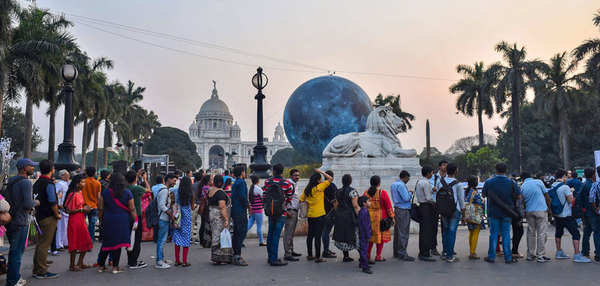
444, 177, 465, 211
553, 182, 572, 218
286, 178, 299, 210
55, 180, 69, 206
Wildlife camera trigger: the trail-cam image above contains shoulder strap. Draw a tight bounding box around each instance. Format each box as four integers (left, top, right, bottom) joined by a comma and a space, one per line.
468, 189, 475, 205
109, 189, 130, 212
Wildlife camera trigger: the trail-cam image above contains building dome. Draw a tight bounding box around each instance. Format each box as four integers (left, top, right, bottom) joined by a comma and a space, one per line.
196, 81, 233, 121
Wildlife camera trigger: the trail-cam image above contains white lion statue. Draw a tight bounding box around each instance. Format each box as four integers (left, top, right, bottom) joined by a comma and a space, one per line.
322, 106, 417, 158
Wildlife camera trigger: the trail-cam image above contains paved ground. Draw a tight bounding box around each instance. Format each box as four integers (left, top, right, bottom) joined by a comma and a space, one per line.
3, 226, 599, 286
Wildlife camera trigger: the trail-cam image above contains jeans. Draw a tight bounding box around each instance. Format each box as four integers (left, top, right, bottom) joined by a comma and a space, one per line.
488, 217, 512, 262
441, 210, 461, 258
6, 225, 28, 286
283, 210, 298, 257
247, 213, 264, 244
87, 210, 98, 241
587, 214, 600, 259
307, 216, 325, 258
33, 217, 58, 275
266, 216, 286, 263
232, 215, 248, 256
156, 220, 170, 263
511, 217, 524, 254
321, 217, 334, 254
417, 203, 435, 257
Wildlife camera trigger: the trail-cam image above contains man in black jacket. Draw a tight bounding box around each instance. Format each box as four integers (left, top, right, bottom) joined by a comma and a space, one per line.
322, 170, 338, 258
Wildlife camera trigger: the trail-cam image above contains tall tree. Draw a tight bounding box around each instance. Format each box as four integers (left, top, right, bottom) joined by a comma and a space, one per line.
0, 0, 20, 137
373, 93, 415, 132
573, 10, 600, 93
450, 62, 502, 147
102, 81, 124, 168
494, 41, 544, 172
534, 52, 580, 169
7, 7, 74, 158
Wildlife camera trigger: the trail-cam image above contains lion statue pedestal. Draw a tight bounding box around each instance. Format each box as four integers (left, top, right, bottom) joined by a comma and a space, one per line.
321, 106, 422, 233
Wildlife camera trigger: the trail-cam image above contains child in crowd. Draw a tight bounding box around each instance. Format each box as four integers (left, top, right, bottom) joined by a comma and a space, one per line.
357, 196, 372, 274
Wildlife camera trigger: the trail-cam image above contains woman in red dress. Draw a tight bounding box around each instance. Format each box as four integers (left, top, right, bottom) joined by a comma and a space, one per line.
64, 175, 93, 271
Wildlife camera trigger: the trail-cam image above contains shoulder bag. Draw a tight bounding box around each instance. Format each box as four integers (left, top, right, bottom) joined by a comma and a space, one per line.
379, 190, 394, 231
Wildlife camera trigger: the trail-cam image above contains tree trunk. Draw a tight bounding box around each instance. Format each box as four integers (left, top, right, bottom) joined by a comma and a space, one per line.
0, 70, 6, 137
559, 113, 570, 170
103, 120, 111, 168
92, 122, 99, 170
477, 109, 484, 148
23, 96, 33, 158
81, 119, 88, 168
48, 108, 56, 161
511, 86, 521, 173
425, 119, 431, 163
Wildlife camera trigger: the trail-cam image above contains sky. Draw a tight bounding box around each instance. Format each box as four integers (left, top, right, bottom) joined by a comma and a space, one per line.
21, 0, 599, 155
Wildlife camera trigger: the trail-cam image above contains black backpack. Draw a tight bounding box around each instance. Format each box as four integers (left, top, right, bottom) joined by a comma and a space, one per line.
263, 181, 285, 217
145, 188, 166, 227
436, 179, 458, 217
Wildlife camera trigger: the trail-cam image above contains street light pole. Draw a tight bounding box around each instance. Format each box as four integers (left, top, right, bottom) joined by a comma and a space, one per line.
55, 64, 80, 172
250, 67, 271, 178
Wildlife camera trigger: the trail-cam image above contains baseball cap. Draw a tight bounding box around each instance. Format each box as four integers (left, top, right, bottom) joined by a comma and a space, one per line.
16, 158, 38, 169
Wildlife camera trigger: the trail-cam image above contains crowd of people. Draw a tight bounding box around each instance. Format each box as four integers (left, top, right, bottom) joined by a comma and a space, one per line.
2, 158, 600, 285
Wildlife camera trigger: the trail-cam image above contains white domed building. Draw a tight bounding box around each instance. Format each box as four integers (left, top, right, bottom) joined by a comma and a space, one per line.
189, 81, 290, 170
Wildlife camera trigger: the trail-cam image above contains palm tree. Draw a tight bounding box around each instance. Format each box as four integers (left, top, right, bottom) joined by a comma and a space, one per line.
7, 7, 74, 158
533, 52, 580, 169
102, 81, 125, 168
494, 41, 544, 172
373, 93, 415, 132
114, 80, 145, 162
450, 62, 502, 147
573, 10, 600, 92
0, 0, 20, 137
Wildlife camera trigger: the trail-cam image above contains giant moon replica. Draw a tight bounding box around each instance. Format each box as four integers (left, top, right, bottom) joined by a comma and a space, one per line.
284, 76, 421, 192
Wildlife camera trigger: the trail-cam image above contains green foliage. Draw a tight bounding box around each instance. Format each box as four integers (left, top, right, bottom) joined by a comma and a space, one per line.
271, 148, 320, 167
373, 93, 415, 132
2, 104, 42, 155
466, 146, 503, 177
144, 127, 201, 171
283, 162, 322, 179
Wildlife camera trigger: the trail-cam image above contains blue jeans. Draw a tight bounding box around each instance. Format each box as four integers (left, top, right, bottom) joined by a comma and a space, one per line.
488, 217, 513, 262
6, 225, 28, 286
87, 210, 98, 241
247, 213, 264, 243
441, 210, 461, 258
321, 218, 334, 253
156, 220, 170, 263
232, 215, 248, 256
267, 216, 286, 263
583, 214, 600, 258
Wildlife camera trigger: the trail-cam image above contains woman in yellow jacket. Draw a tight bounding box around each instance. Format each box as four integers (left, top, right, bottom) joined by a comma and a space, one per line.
300, 169, 333, 263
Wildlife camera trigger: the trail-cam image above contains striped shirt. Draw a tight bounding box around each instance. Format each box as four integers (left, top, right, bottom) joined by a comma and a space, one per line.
249, 185, 264, 214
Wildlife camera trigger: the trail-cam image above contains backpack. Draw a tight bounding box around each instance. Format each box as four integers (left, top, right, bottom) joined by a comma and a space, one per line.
263, 180, 285, 217
572, 182, 590, 218
145, 188, 166, 227
436, 179, 458, 217
2, 177, 26, 216
548, 183, 567, 217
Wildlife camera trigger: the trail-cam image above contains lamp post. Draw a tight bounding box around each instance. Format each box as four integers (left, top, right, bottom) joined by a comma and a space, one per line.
54, 64, 80, 172
250, 67, 271, 178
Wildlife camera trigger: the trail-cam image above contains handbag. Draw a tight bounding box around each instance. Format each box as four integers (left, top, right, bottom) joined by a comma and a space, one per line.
464, 190, 483, 224
378, 190, 394, 231
410, 187, 422, 223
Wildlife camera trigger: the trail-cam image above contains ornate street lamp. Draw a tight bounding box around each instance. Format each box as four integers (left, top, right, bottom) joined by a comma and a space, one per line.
54, 63, 80, 172
250, 67, 271, 178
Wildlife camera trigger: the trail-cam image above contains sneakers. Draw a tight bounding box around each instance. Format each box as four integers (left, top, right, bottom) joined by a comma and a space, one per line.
129, 261, 148, 269
16, 278, 26, 286
445, 257, 458, 263
33, 272, 59, 279
555, 250, 570, 260
155, 261, 171, 269
573, 254, 592, 263
536, 256, 551, 263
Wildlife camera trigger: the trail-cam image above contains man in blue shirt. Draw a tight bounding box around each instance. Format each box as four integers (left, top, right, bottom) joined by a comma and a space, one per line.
391, 170, 414, 261
580, 168, 598, 261
482, 163, 518, 264
520, 172, 551, 262
231, 165, 249, 266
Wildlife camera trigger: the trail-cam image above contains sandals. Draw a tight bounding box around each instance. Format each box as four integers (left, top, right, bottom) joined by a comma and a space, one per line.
314, 258, 326, 263
112, 268, 123, 274
97, 267, 106, 273
79, 264, 91, 269
69, 266, 81, 272
182, 263, 191, 267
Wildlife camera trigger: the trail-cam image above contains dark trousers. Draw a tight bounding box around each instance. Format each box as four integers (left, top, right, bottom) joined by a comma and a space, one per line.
418, 203, 435, 257
582, 214, 600, 258
127, 216, 143, 266
6, 225, 28, 286
307, 216, 325, 258
321, 217, 334, 254
99, 249, 121, 267
232, 215, 248, 256
432, 209, 439, 249
393, 207, 410, 258
512, 217, 524, 254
